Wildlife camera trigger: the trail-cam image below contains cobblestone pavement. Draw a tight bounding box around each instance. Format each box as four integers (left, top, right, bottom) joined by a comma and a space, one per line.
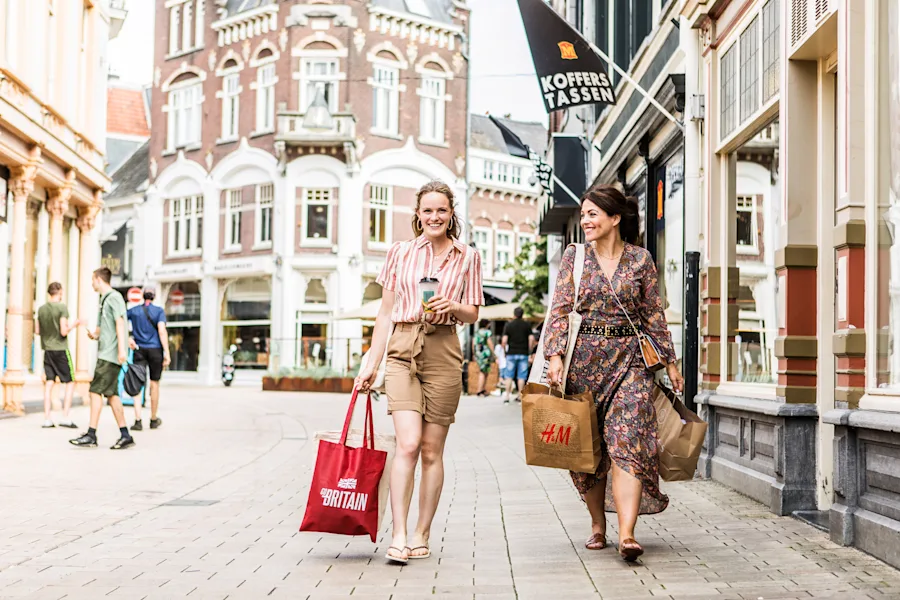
1, 386, 899, 600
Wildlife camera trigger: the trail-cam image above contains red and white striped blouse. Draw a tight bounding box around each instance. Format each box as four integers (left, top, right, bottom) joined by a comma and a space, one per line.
377, 235, 485, 325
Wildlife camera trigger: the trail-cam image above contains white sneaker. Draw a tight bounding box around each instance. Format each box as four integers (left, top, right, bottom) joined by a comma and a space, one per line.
41, 420, 55, 428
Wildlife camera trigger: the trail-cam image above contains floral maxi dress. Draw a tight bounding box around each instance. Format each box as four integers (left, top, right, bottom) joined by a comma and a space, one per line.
544, 243, 676, 515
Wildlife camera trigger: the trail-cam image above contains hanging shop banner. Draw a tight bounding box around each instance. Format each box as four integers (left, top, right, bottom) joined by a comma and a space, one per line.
489, 114, 554, 198
516, 0, 617, 113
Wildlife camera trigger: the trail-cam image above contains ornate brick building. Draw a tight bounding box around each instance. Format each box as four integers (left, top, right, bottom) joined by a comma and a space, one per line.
146, 0, 470, 382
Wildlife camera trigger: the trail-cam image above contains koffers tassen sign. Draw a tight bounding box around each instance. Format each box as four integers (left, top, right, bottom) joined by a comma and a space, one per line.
517, 0, 617, 114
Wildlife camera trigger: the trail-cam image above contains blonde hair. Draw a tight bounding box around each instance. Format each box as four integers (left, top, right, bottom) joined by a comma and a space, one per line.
412, 180, 461, 240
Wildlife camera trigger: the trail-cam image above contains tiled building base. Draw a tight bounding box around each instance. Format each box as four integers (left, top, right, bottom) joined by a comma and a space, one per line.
826, 409, 900, 570
696, 392, 818, 515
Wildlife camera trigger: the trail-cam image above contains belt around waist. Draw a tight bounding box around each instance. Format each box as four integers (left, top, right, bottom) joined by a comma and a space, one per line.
580, 324, 639, 337
393, 322, 456, 333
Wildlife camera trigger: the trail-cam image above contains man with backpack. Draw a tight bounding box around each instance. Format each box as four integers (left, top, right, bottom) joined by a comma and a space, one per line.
126, 288, 169, 431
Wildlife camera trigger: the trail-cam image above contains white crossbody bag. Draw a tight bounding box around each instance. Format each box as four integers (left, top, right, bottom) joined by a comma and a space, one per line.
528, 243, 586, 386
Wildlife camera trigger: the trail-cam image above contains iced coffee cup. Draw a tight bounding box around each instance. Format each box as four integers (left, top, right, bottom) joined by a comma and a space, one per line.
420, 277, 439, 312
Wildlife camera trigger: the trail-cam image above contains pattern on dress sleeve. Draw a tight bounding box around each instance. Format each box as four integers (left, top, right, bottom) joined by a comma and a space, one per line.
461, 249, 485, 306
638, 252, 677, 364
544, 244, 577, 358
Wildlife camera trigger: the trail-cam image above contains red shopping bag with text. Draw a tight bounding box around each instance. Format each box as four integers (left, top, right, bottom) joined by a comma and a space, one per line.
300, 390, 387, 542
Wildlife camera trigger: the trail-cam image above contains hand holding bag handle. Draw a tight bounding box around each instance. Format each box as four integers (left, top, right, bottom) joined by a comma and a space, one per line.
593, 245, 665, 372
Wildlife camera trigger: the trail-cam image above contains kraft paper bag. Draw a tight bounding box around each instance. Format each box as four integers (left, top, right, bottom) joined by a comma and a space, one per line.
654, 385, 707, 482
314, 428, 396, 530
521, 382, 602, 474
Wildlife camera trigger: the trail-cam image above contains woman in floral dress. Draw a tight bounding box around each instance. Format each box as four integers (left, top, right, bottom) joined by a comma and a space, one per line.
545, 185, 684, 562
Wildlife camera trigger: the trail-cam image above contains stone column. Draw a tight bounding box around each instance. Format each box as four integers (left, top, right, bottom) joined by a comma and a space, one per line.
2, 157, 39, 414
74, 201, 101, 392
46, 174, 74, 284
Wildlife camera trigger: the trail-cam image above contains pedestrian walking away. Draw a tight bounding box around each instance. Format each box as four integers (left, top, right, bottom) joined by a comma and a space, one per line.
545, 185, 684, 562
501, 306, 534, 403
126, 287, 170, 431
473, 320, 494, 396
355, 180, 484, 565
35, 282, 81, 429
69, 267, 135, 450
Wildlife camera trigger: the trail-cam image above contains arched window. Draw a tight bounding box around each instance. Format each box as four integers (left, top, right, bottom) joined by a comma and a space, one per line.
297, 41, 344, 114
416, 57, 452, 145
370, 48, 404, 136
217, 59, 242, 141
163, 70, 204, 151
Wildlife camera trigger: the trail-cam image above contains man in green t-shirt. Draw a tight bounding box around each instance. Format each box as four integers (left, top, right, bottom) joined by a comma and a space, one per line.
35, 282, 81, 429
69, 267, 134, 450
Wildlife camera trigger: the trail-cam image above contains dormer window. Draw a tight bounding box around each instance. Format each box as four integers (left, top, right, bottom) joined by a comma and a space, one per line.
168, 0, 205, 57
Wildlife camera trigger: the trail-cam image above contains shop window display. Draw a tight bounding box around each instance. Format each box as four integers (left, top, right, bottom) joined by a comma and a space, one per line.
165, 282, 201, 371
876, 0, 900, 389
730, 120, 781, 385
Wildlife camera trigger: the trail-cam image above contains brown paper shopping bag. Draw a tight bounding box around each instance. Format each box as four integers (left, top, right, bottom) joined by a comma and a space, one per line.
521, 382, 602, 474
654, 385, 707, 482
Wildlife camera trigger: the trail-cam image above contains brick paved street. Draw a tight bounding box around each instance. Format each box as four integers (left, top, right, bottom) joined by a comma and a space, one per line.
1, 385, 899, 600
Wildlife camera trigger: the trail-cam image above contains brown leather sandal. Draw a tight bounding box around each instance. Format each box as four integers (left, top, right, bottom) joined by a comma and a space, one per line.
585, 533, 606, 550
619, 538, 644, 562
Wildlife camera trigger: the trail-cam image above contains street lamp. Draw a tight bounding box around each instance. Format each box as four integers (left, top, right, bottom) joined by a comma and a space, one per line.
302, 87, 334, 132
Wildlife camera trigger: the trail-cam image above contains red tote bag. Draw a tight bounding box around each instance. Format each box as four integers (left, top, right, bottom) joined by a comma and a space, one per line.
300, 390, 387, 542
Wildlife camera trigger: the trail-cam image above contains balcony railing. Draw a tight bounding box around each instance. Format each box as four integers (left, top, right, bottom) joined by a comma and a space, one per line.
275, 111, 357, 146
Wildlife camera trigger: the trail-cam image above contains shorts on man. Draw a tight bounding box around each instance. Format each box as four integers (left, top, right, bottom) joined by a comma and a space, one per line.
89, 359, 120, 398
503, 354, 530, 381
44, 350, 74, 383
133, 348, 164, 381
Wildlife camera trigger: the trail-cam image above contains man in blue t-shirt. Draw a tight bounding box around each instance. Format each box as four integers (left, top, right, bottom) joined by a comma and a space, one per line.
126, 288, 170, 431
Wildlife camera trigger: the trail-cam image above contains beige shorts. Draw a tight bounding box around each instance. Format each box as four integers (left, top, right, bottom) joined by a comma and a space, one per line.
385, 323, 464, 426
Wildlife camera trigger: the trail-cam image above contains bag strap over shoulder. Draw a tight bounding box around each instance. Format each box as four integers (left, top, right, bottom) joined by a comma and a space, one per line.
572, 243, 586, 310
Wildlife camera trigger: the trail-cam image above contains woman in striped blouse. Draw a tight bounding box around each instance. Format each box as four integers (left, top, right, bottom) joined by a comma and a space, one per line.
355, 180, 484, 565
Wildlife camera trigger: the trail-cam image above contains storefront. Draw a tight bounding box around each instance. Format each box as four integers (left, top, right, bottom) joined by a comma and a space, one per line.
221, 277, 271, 370
165, 281, 202, 372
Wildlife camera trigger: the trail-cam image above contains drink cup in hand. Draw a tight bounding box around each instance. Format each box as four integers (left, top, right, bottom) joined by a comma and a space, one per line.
420, 278, 439, 312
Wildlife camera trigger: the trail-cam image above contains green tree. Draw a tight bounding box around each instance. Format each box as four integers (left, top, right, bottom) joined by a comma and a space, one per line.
507, 237, 549, 318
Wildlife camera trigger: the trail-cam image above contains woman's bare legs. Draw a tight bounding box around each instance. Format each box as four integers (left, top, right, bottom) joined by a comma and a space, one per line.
583, 476, 607, 535
388, 411, 424, 560
477, 371, 487, 395
611, 462, 643, 551
409, 422, 450, 556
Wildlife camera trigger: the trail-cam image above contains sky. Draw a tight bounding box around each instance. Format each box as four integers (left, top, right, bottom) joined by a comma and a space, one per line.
107, 0, 548, 125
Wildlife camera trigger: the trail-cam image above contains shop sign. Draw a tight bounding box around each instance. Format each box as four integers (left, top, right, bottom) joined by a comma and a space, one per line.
149, 263, 203, 281
211, 256, 273, 277
100, 224, 127, 279
516, 0, 616, 113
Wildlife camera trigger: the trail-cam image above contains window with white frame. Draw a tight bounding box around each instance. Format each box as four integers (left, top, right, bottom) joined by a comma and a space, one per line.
301, 58, 340, 113
369, 185, 391, 246
517, 232, 535, 261
419, 76, 446, 143
495, 232, 513, 275
720, 2, 781, 140
761, 0, 780, 103
256, 63, 276, 133
168, 195, 203, 255
735, 196, 757, 250
167, 79, 202, 150
720, 45, 737, 139
473, 228, 491, 277
303, 189, 332, 243
498, 163, 509, 183
372, 65, 400, 135
255, 183, 274, 246
225, 189, 242, 249
483, 160, 495, 181
221, 73, 240, 140
168, 0, 204, 56
511, 166, 523, 185
739, 17, 760, 124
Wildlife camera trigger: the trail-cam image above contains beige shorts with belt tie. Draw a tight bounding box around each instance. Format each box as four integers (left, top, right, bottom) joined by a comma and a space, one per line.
385, 322, 464, 426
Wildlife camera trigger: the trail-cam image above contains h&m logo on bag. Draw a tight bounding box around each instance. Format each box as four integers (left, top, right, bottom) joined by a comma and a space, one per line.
320, 477, 368, 512
540, 423, 572, 446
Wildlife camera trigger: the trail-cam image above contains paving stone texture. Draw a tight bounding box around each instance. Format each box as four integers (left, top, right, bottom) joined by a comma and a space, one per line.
1, 385, 899, 600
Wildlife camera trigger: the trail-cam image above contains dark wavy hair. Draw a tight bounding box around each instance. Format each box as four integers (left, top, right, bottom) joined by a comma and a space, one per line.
581, 185, 641, 245
412, 180, 462, 240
